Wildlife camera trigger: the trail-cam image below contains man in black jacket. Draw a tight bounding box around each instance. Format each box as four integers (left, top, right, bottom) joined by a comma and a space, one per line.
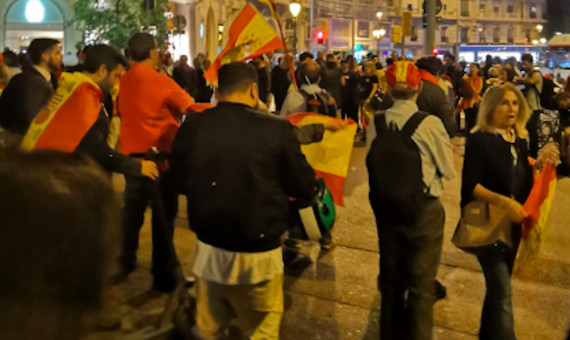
416, 57, 458, 138
170, 62, 317, 339
0, 39, 61, 134
21, 44, 157, 180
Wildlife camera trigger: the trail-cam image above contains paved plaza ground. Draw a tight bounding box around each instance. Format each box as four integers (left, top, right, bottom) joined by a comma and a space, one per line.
89, 137, 570, 340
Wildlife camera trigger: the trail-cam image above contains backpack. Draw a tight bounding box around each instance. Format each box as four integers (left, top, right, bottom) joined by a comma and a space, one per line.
527, 70, 556, 109
299, 89, 337, 117
540, 75, 556, 109
366, 112, 429, 225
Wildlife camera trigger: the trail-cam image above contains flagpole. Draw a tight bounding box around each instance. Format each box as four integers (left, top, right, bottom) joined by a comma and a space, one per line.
266, 0, 298, 89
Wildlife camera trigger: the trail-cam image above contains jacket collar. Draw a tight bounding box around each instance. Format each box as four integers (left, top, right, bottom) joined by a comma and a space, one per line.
419, 69, 439, 86
33, 65, 52, 82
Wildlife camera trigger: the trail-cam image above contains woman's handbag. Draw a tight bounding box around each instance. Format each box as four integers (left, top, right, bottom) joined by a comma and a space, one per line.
452, 201, 513, 252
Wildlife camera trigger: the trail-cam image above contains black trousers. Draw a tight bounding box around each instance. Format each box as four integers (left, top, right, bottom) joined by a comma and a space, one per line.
119, 173, 178, 280
464, 105, 479, 135
377, 198, 445, 340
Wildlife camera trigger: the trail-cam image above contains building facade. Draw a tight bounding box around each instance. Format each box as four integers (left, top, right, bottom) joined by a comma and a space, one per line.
0, 0, 80, 54
0, 0, 548, 63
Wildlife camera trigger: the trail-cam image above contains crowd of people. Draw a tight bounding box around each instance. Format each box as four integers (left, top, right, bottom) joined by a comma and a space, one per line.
0, 33, 567, 340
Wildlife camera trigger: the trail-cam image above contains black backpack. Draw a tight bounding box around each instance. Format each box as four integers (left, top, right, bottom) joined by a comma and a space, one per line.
366, 112, 429, 226
299, 89, 337, 117
526, 70, 556, 109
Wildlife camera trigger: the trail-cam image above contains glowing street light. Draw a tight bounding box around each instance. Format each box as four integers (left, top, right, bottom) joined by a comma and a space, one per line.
539, 38, 547, 45
376, 11, 383, 20
289, 1, 301, 18
289, 1, 301, 55
536, 24, 543, 33
372, 27, 386, 55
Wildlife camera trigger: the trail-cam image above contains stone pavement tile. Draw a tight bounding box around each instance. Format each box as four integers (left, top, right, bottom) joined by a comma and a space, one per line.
284, 245, 378, 310
436, 265, 570, 339
280, 291, 477, 340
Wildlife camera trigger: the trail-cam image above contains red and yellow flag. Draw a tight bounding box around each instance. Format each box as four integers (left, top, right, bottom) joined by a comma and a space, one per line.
21, 72, 102, 152
203, 3, 284, 83
286, 113, 358, 206
516, 162, 557, 267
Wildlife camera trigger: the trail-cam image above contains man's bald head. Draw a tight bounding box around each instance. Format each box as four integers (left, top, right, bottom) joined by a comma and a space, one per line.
298, 60, 321, 84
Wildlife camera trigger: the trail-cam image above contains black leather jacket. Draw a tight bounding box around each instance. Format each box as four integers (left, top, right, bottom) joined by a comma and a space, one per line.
170, 102, 317, 252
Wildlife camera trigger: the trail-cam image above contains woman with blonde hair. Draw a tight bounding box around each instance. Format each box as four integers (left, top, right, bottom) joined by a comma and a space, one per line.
461, 83, 559, 339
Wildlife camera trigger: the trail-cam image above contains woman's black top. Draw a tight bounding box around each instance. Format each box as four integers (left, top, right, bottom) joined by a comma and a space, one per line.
359, 74, 378, 100
461, 131, 533, 208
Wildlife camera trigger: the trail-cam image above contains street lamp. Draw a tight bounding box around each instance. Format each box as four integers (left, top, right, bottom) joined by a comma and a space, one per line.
289, 1, 301, 55
372, 27, 386, 56
376, 10, 383, 21
536, 24, 543, 33
539, 37, 547, 45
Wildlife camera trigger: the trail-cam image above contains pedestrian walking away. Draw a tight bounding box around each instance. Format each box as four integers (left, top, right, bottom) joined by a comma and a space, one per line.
169, 62, 317, 339
367, 60, 455, 340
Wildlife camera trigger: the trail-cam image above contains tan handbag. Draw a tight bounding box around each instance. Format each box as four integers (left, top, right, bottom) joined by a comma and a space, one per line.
452, 201, 513, 251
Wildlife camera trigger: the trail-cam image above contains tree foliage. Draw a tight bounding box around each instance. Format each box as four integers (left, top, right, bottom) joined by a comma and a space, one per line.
71, 0, 169, 50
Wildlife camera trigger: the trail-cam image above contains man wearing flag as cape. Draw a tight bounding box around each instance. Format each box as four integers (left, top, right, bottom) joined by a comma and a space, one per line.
21, 45, 159, 180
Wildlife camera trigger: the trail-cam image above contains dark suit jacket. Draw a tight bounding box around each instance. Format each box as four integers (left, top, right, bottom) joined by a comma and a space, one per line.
0, 67, 53, 134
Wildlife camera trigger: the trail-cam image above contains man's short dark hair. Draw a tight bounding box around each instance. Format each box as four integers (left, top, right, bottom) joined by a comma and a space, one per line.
299, 52, 314, 63
298, 61, 321, 84
83, 44, 128, 74
2, 50, 19, 68
521, 53, 533, 64
127, 33, 156, 62
416, 56, 443, 76
0, 151, 114, 339
443, 52, 455, 62
217, 62, 258, 96
28, 38, 59, 65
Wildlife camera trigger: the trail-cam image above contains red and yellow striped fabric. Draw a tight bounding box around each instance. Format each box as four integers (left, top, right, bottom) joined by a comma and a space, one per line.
204, 3, 283, 84
517, 162, 557, 267
21, 72, 102, 152
286, 113, 358, 206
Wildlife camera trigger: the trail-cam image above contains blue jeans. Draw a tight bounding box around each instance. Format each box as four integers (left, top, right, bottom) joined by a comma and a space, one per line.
377, 198, 445, 340
475, 241, 518, 340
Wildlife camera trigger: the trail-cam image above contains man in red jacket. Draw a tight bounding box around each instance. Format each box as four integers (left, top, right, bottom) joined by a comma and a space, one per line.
117, 33, 194, 292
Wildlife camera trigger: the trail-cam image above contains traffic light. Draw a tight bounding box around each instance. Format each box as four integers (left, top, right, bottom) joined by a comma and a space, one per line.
316, 30, 324, 44
431, 47, 439, 55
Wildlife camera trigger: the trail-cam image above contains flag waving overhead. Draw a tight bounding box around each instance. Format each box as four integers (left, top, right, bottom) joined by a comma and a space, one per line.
516, 162, 557, 268
21, 72, 102, 152
204, 3, 284, 83
286, 113, 358, 206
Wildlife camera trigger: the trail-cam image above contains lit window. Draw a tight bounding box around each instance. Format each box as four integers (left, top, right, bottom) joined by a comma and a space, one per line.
25, 0, 45, 23
530, 5, 537, 18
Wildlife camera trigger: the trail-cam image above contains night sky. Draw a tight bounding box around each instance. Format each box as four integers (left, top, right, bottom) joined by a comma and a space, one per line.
546, 0, 570, 36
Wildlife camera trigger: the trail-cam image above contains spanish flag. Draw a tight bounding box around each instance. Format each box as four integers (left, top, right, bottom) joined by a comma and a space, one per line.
21, 72, 102, 152
286, 113, 358, 206
516, 162, 557, 267
203, 3, 284, 83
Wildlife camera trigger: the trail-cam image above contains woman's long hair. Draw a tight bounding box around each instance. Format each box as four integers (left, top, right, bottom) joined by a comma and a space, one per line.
476, 83, 531, 139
